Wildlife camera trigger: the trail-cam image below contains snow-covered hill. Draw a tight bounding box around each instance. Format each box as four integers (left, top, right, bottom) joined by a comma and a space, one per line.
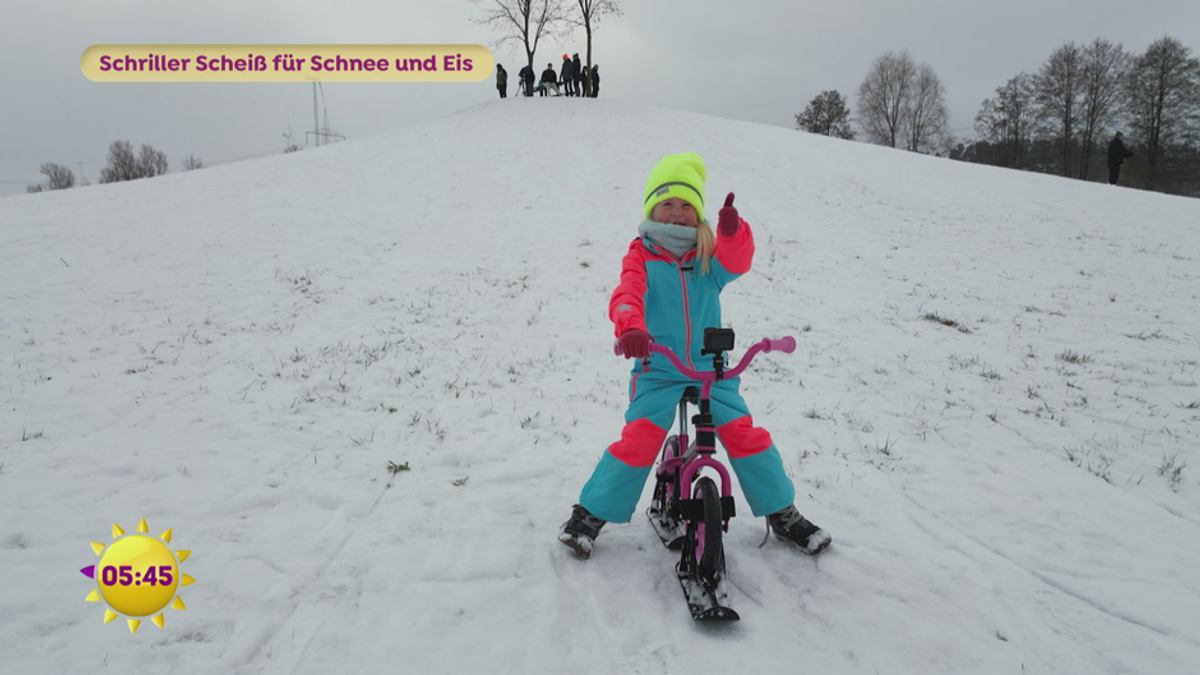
3, 98, 1199, 674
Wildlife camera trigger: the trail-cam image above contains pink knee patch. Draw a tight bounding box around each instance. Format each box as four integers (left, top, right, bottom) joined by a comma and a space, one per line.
608, 418, 668, 468
717, 416, 773, 459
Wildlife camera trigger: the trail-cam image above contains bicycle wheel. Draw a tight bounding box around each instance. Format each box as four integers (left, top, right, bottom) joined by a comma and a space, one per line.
691, 477, 724, 581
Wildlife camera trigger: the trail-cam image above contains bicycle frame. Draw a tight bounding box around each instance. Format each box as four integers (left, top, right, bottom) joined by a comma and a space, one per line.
645, 336, 796, 518
617, 333, 797, 520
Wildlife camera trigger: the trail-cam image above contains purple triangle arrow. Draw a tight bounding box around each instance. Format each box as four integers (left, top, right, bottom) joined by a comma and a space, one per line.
80, 565, 95, 579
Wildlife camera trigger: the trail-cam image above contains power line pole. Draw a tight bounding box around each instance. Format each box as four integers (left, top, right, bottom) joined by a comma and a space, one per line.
312, 82, 320, 147
306, 82, 344, 147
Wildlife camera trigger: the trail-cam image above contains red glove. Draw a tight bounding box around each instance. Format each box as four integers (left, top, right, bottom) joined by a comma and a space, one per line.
717, 192, 739, 237
617, 329, 652, 359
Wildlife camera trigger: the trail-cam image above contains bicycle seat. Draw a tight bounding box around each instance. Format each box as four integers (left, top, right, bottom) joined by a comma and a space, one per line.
680, 386, 699, 406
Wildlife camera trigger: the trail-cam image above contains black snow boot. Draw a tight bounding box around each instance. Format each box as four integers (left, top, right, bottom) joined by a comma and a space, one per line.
559, 504, 606, 560
768, 505, 832, 555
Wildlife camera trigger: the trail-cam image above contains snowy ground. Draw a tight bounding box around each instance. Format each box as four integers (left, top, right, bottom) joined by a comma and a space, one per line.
3, 99, 1199, 674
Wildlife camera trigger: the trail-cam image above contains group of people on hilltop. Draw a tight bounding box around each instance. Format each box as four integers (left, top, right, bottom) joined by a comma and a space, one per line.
494, 53, 600, 99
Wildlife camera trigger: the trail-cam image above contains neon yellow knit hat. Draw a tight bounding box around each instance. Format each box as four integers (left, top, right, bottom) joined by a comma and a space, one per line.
643, 152, 707, 222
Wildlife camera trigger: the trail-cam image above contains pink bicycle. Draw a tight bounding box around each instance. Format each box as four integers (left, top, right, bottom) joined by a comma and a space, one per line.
617, 327, 796, 621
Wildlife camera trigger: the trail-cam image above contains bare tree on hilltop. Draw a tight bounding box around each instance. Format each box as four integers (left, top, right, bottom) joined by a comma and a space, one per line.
1125, 36, 1200, 190
26, 162, 76, 193
1077, 39, 1129, 181
566, 0, 623, 81
470, 0, 569, 70
856, 50, 949, 153
1033, 42, 1086, 178
857, 51, 915, 148
99, 141, 169, 183
974, 74, 1035, 169
906, 64, 950, 154
181, 153, 205, 171
795, 90, 855, 139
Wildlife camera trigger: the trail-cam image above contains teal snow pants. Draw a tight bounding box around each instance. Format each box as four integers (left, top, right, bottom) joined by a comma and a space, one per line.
578, 370, 795, 523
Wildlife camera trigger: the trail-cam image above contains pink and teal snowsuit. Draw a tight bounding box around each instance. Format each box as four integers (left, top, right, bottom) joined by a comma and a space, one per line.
578, 219, 795, 523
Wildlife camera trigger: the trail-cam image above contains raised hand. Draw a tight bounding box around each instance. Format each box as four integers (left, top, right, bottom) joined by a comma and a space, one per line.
717, 192, 739, 237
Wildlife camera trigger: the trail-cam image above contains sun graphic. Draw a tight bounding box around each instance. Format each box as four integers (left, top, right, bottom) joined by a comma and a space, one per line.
80, 519, 195, 634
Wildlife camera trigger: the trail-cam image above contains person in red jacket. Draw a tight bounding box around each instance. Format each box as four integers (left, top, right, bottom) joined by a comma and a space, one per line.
559, 152, 832, 560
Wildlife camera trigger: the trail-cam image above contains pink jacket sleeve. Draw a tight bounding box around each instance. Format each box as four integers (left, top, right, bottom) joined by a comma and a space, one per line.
714, 218, 754, 275
608, 239, 649, 336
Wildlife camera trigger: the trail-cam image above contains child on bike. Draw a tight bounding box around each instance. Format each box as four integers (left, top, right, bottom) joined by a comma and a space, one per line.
559, 151, 832, 559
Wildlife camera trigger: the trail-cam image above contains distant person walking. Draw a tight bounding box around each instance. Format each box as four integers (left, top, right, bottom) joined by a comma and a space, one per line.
561, 54, 575, 96
495, 64, 507, 99
1107, 131, 1133, 185
590, 65, 600, 97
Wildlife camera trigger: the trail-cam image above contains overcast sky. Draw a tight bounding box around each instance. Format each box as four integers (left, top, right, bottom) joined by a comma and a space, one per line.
3, 0, 1198, 197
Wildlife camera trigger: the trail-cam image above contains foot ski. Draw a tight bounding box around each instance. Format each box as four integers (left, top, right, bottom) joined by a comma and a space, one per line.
647, 504, 685, 550
678, 565, 739, 621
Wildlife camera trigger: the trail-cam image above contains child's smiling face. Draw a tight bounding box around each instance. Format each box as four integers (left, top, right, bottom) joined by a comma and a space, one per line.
650, 198, 698, 228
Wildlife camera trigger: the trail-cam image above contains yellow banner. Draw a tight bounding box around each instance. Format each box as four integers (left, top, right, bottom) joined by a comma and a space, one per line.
81, 44, 494, 82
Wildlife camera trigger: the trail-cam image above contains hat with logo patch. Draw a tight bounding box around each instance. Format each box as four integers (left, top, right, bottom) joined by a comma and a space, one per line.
643, 152, 707, 222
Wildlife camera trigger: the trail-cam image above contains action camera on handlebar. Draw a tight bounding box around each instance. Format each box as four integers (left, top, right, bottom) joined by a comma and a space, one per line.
700, 327, 735, 356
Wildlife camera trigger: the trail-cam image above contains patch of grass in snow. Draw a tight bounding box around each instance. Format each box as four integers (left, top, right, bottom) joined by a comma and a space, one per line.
1056, 350, 1092, 365
1124, 329, 1168, 341
1158, 452, 1187, 489
922, 311, 971, 334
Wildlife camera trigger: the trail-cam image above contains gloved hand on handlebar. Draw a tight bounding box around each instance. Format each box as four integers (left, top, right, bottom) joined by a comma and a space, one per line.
617, 329, 652, 359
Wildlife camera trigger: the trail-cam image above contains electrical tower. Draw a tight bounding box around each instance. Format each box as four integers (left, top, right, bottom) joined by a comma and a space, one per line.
306, 82, 345, 147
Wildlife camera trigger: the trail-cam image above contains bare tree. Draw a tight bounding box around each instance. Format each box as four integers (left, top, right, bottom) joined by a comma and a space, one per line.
1078, 39, 1129, 180
857, 50, 917, 148
139, 144, 169, 177
26, 162, 77, 192
906, 63, 950, 154
99, 140, 170, 183
796, 90, 855, 139
1125, 36, 1200, 190
974, 74, 1035, 168
470, 0, 568, 70
181, 153, 205, 171
44, 162, 77, 189
1034, 42, 1086, 177
565, 0, 622, 89
100, 140, 140, 183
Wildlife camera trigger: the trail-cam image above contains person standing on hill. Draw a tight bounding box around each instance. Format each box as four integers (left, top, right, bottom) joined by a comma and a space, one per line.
1108, 131, 1133, 185
495, 64, 507, 99
561, 54, 575, 97
590, 64, 600, 98
572, 54, 583, 98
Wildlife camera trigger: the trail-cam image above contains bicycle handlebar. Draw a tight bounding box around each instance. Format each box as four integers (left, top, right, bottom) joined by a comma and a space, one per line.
612, 335, 795, 381
762, 336, 796, 354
